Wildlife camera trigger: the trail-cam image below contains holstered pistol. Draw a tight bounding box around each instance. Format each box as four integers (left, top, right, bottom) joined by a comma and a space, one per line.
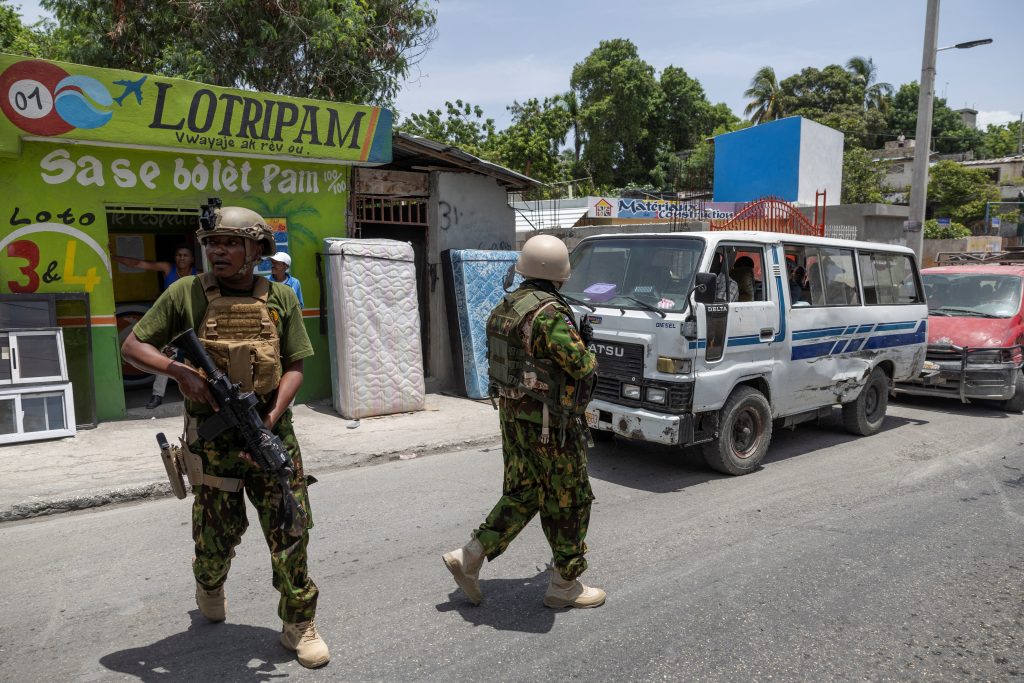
157, 432, 188, 500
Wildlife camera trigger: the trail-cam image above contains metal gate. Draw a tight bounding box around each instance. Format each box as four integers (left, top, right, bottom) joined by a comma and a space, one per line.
709, 191, 827, 236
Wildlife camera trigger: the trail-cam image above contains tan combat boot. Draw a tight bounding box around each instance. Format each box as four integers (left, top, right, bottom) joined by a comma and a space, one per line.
281, 620, 330, 668
442, 536, 485, 605
543, 570, 606, 609
195, 582, 226, 622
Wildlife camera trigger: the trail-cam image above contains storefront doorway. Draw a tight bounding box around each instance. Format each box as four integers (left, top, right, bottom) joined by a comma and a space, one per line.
107, 206, 200, 411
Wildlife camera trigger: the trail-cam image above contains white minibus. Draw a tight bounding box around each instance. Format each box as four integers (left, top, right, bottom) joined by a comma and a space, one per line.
562, 231, 927, 474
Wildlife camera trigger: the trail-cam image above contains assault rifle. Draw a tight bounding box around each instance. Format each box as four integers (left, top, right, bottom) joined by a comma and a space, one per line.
171, 328, 307, 536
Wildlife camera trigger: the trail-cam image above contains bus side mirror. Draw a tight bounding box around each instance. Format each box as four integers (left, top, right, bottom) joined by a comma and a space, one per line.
693, 272, 717, 305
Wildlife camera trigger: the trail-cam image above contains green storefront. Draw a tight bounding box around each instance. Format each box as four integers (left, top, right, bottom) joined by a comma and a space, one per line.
0, 54, 392, 424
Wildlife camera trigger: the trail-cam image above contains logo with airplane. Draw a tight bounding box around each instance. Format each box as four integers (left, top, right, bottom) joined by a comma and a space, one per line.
0, 59, 146, 136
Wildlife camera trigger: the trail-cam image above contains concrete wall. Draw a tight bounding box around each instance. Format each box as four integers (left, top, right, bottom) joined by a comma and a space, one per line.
426, 171, 516, 391
797, 118, 844, 205
922, 236, 1003, 268
798, 203, 909, 245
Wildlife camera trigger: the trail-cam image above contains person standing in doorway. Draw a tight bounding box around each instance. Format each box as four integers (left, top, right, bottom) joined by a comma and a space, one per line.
267, 252, 304, 307
113, 245, 197, 409
442, 234, 605, 609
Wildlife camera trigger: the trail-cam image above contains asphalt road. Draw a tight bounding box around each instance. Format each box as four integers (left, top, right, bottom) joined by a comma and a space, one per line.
1, 395, 1022, 682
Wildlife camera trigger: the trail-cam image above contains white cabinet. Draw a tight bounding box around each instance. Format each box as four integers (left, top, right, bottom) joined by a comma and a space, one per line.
0, 330, 69, 385
0, 328, 76, 444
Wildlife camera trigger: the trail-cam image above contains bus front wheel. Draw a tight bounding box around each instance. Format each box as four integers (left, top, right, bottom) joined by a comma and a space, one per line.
702, 386, 772, 476
842, 367, 889, 436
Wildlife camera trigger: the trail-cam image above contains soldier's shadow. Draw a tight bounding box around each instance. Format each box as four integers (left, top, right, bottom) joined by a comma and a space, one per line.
99, 611, 294, 681
435, 570, 558, 633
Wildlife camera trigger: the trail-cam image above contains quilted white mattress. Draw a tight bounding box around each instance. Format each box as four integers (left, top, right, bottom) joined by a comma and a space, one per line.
324, 238, 425, 419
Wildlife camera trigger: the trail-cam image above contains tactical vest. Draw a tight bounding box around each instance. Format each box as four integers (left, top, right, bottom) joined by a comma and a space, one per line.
487, 287, 594, 442
196, 272, 282, 400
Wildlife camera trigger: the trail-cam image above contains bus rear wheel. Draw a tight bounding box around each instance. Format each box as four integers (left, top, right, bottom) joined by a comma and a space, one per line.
842, 367, 889, 435
702, 386, 772, 476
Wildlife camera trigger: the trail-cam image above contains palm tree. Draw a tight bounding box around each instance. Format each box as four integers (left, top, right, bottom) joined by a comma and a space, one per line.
743, 66, 785, 124
846, 56, 894, 113
564, 90, 583, 164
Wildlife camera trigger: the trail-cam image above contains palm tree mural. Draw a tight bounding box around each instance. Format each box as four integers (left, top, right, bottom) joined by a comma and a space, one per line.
743, 66, 786, 124
243, 196, 322, 250
845, 56, 893, 113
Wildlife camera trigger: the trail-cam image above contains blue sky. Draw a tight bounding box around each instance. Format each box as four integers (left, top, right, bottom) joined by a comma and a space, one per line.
14, 0, 1024, 133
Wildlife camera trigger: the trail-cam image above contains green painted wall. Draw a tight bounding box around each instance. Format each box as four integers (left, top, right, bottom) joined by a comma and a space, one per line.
0, 141, 349, 419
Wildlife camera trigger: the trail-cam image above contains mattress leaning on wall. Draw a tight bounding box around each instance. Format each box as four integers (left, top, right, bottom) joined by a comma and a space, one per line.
324, 238, 426, 419
441, 249, 520, 399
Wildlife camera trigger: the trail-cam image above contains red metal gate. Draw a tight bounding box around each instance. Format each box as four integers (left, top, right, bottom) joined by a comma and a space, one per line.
709, 192, 826, 236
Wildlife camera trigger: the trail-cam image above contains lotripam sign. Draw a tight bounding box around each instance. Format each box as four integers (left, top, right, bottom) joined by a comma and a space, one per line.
0, 54, 392, 163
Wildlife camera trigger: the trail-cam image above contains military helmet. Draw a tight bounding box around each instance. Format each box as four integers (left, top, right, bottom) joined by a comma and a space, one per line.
515, 235, 571, 282
197, 206, 275, 257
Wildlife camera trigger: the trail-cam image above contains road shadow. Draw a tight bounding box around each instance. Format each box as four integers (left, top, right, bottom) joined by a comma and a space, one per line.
435, 569, 558, 633
99, 611, 295, 681
891, 392, 1021, 419
586, 436, 719, 494
764, 409, 924, 466
587, 407, 931, 491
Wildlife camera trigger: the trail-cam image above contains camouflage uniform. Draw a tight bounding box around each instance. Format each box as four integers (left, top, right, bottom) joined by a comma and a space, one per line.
190, 411, 317, 623
133, 275, 317, 623
475, 284, 597, 580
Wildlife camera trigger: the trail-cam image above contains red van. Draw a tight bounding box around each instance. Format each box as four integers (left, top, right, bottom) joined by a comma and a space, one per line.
894, 260, 1024, 411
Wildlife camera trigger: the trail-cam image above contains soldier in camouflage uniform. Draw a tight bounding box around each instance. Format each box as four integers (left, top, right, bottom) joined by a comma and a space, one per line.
121, 206, 329, 668
443, 235, 606, 609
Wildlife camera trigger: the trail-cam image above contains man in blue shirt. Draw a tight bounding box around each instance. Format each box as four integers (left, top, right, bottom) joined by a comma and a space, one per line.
113, 244, 197, 409
268, 252, 304, 307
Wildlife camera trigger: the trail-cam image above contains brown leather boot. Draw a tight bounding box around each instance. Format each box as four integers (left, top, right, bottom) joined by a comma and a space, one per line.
543, 570, 606, 609
442, 536, 485, 605
195, 582, 226, 622
281, 620, 330, 668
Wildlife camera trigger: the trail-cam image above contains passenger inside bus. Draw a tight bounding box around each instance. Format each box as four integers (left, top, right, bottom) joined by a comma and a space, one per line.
732, 255, 756, 302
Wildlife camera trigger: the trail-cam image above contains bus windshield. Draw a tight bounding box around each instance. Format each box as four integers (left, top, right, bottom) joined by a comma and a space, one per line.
562, 237, 704, 313
923, 273, 1022, 318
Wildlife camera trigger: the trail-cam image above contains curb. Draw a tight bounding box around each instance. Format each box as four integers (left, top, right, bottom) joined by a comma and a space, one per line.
0, 435, 501, 523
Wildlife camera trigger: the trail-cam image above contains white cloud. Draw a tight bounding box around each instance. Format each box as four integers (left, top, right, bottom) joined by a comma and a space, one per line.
976, 110, 1020, 129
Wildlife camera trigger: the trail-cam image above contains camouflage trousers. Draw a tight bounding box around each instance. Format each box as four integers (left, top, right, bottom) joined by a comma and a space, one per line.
474, 414, 595, 580
188, 410, 318, 623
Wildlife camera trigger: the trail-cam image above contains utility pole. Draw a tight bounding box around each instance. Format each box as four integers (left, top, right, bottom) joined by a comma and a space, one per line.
906, 0, 940, 260
905, 0, 992, 260
1018, 112, 1022, 155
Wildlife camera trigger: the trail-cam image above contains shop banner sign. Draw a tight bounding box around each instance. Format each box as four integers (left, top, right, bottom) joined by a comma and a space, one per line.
587, 196, 739, 220
0, 55, 392, 163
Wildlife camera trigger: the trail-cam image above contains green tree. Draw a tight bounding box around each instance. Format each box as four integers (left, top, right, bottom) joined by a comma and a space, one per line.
841, 147, 888, 203
397, 99, 496, 157
976, 120, 1022, 159
659, 65, 714, 151
488, 96, 572, 183
743, 66, 786, 124
927, 159, 1000, 226
923, 218, 970, 239
845, 56, 893, 112
781, 64, 863, 116
571, 38, 662, 188
41, 0, 437, 105
563, 89, 583, 166
0, 1, 50, 55
885, 83, 982, 155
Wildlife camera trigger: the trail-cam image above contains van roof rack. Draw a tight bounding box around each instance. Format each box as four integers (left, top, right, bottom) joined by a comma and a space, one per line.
936, 247, 1024, 266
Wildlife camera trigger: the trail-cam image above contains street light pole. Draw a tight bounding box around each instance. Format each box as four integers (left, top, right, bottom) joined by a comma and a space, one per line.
906, 0, 993, 261
906, 0, 940, 260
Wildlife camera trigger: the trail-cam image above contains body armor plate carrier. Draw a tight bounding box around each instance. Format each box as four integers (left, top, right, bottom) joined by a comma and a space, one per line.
487, 288, 594, 443
197, 272, 282, 400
